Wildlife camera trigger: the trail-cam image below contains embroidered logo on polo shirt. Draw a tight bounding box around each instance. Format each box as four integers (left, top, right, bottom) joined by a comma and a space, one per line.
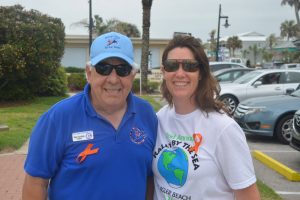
130, 127, 146, 144
72, 131, 94, 142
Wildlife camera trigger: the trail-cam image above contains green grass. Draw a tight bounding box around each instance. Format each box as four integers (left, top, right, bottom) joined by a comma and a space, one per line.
257, 180, 283, 200
0, 95, 284, 199
139, 95, 162, 112
0, 96, 66, 152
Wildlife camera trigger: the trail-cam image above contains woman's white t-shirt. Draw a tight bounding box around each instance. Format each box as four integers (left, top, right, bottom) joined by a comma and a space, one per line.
152, 105, 256, 200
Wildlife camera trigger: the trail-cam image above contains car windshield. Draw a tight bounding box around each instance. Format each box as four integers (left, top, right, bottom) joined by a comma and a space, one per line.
291, 89, 300, 97
233, 71, 263, 84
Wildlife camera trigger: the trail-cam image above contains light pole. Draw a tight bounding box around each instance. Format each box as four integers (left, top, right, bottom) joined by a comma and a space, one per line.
89, 0, 93, 52
215, 4, 230, 61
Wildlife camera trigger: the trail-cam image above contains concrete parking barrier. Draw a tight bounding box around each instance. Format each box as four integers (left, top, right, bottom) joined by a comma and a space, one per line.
253, 150, 300, 181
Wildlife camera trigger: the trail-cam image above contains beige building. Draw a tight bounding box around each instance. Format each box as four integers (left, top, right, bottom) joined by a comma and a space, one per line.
62, 35, 169, 82
62, 35, 169, 69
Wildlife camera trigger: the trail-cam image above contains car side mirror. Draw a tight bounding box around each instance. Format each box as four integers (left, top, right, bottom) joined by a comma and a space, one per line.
286, 88, 295, 95
253, 81, 262, 87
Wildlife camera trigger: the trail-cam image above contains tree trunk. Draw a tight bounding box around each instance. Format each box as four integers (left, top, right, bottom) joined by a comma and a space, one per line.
294, 1, 300, 29
141, 0, 152, 94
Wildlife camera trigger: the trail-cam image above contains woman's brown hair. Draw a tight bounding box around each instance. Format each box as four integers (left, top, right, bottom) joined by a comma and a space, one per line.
161, 35, 225, 114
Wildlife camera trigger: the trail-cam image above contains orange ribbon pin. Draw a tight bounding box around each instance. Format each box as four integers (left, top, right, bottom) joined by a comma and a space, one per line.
76, 143, 99, 163
188, 133, 203, 154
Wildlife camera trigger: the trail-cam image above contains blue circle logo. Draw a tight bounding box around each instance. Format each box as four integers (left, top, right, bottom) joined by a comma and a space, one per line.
157, 147, 188, 188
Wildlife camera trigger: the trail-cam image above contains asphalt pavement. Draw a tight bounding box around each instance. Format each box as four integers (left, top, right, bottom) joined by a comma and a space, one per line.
247, 135, 300, 200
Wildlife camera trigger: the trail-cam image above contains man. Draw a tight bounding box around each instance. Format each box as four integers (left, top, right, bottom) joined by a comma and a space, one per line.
22, 32, 157, 200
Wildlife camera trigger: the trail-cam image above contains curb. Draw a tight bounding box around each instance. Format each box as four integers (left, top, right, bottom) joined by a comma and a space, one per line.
252, 150, 300, 181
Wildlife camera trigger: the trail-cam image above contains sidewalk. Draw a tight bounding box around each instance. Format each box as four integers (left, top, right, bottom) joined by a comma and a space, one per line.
0, 93, 75, 200
0, 140, 28, 200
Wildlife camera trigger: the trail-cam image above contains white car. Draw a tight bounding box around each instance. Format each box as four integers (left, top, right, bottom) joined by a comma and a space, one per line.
209, 62, 248, 72
280, 63, 300, 70
219, 69, 300, 114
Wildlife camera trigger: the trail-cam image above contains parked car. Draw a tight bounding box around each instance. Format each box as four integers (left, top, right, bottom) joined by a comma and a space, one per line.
213, 68, 254, 83
262, 61, 284, 69
290, 109, 300, 151
234, 87, 300, 144
209, 62, 248, 72
280, 63, 300, 70
219, 69, 300, 114
225, 57, 244, 64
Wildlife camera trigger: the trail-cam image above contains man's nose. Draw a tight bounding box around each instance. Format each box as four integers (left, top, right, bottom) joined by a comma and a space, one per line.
107, 69, 119, 82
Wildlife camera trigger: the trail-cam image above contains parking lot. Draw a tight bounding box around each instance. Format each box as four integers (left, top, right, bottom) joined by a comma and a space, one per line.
246, 134, 300, 200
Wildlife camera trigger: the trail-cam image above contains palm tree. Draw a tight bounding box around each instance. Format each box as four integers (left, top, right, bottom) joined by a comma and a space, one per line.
280, 20, 299, 40
281, 0, 300, 28
71, 16, 140, 37
141, 0, 153, 93
248, 44, 262, 66
266, 33, 277, 50
104, 19, 140, 37
226, 36, 242, 57
209, 30, 217, 59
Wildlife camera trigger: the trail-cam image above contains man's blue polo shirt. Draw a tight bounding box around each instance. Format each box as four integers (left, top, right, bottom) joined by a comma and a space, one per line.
24, 84, 158, 200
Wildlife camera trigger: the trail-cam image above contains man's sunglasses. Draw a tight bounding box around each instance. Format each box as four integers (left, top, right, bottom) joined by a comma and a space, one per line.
163, 59, 199, 72
94, 62, 132, 77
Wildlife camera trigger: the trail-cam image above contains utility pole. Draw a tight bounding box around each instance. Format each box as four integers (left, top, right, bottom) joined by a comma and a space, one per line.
89, 0, 93, 53
215, 4, 230, 61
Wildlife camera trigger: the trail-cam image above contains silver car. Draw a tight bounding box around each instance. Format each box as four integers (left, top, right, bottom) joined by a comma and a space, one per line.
209, 62, 248, 72
219, 69, 300, 114
213, 68, 254, 83
234, 88, 300, 144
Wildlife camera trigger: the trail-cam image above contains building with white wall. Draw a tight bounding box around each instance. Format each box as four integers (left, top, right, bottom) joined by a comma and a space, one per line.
61, 35, 170, 69
220, 31, 267, 65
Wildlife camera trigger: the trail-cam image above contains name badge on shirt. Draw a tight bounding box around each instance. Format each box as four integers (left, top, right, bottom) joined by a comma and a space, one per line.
72, 131, 94, 142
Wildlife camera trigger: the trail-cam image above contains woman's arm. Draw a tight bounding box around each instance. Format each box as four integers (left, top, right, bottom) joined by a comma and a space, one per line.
234, 183, 261, 200
146, 176, 154, 200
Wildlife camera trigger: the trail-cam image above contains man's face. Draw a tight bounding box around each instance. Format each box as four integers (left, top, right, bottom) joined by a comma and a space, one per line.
86, 58, 136, 111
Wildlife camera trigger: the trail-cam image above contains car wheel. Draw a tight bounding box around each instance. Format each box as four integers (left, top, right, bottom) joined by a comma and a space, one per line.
275, 114, 294, 144
220, 95, 238, 115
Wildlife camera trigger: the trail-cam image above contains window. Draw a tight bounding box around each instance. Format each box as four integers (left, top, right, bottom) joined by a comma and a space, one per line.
285, 72, 300, 83
260, 73, 280, 85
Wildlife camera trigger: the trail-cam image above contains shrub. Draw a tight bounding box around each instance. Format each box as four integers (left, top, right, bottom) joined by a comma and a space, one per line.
0, 5, 65, 101
67, 73, 87, 91
132, 78, 160, 94
37, 67, 67, 96
64, 66, 85, 73
147, 81, 160, 93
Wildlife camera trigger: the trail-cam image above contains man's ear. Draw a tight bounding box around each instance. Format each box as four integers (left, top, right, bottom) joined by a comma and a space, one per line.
85, 63, 92, 83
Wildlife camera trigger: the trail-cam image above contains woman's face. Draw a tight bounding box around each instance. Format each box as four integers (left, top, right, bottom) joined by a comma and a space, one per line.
162, 47, 201, 104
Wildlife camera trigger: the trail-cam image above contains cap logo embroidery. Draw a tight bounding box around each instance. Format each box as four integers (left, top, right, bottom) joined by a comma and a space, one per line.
107, 39, 118, 46
130, 127, 146, 144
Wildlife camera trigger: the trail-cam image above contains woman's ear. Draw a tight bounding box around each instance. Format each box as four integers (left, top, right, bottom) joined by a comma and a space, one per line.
160, 65, 166, 79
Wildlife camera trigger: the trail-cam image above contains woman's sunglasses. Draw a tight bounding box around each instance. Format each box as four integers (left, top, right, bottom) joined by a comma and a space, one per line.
163, 59, 199, 72
94, 62, 132, 77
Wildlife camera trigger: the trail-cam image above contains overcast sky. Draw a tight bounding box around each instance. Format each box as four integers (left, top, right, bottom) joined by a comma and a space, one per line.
1, 0, 296, 41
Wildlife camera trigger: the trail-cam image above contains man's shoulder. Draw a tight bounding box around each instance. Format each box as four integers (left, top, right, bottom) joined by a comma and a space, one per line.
46, 92, 85, 116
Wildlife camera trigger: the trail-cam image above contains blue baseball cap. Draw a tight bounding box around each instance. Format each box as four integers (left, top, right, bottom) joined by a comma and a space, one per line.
90, 32, 135, 67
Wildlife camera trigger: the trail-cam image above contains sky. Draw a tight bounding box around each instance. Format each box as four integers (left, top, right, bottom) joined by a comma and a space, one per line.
1, 0, 296, 41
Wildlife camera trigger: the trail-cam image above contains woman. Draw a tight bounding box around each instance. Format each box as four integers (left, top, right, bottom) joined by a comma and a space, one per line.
152, 35, 260, 200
